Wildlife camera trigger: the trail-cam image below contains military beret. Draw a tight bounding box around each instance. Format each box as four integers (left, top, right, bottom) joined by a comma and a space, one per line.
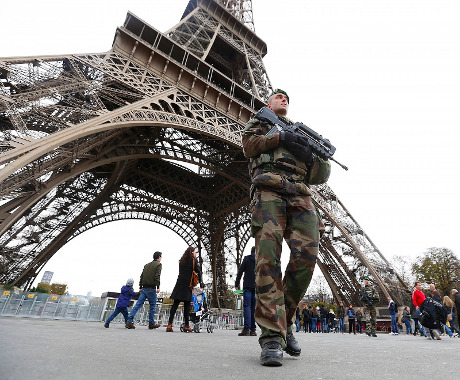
269, 88, 289, 103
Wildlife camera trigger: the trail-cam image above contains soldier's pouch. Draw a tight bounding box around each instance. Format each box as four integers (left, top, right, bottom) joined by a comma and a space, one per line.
250, 190, 263, 237
308, 157, 331, 185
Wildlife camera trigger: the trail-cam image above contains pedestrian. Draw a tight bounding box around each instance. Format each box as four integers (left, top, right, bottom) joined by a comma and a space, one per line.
302, 306, 312, 333
452, 289, 460, 329
347, 304, 356, 334
388, 297, 398, 335
242, 88, 331, 366
104, 278, 137, 328
355, 307, 363, 334
442, 295, 459, 336
125, 251, 162, 329
320, 304, 328, 333
337, 301, 345, 333
410, 302, 426, 337
235, 247, 257, 336
328, 308, 336, 333
311, 306, 318, 333
360, 276, 379, 337
402, 306, 412, 335
295, 306, 301, 332
412, 280, 438, 339
420, 290, 448, 340
166, 246, 203, 333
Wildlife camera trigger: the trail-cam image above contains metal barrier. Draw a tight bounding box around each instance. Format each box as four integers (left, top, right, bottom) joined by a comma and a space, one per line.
0, 290, 244, 329
0, 291, 105, 321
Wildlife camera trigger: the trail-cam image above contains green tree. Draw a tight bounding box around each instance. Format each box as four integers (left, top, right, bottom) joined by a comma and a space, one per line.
50, 283, 67, 295
412, 247, 460, 296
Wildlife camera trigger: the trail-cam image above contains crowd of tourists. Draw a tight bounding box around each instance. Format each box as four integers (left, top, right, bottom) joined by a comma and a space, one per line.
292, 283, 460, 340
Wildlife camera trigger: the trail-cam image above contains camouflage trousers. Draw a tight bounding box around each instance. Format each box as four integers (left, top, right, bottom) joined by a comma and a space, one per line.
250, 189, 321, 348
365, 305, 377, 334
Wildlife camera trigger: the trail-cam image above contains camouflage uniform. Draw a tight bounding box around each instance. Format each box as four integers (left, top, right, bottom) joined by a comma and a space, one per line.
361, 284, 379, 334
242, 113, 331, 348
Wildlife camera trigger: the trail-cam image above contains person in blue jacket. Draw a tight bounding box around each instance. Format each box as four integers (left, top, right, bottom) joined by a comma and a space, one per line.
104, 278, 137, 328
388, 297, 399, 335
235, 247, 256, 336
347, 304, 356, 334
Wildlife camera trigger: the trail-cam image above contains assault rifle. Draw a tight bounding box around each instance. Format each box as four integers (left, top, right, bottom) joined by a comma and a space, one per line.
255, 107, 348, 171
360, 289, 374, 305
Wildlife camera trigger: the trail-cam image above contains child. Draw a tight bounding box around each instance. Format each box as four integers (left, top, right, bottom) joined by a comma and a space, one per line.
104, 278, 137, 328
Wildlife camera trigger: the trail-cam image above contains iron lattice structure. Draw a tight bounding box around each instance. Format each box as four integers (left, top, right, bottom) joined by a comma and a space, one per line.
0, 0, 410, 307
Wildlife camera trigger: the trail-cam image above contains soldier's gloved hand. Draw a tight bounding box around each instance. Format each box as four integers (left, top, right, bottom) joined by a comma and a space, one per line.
279, 131, 297, 146
297, 135, 311, 148
287, 141, 313, 163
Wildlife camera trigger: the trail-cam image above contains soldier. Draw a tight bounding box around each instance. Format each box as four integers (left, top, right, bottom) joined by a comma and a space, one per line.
242, 89, 331, 366
361, 276, 379, 337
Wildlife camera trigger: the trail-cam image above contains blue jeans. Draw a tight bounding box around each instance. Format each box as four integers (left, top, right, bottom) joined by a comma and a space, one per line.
404, 319, 412, 334
413, 318, 426, 336
106, 306, 129, 324
127, 288, 157, 324
390, 314, 397, 333
311, 317, 317, 332
243, 288, 256, 331
321, 317, 327, 332
443, 324, 453, 337
338, 317, 345, 333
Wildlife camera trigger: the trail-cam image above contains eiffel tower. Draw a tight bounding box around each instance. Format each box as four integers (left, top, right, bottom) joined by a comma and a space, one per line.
0, 0, 410, 308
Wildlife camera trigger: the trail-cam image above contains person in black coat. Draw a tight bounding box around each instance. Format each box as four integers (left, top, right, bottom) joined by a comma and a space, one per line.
235, 247, 256, 336
420, 290, 448, 340
167, 246, 203, 332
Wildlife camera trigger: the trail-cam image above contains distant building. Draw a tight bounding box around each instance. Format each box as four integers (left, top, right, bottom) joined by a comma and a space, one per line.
40, 271, 54, 284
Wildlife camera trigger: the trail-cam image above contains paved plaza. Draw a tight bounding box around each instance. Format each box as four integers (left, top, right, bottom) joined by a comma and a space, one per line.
1, 316, 459, 379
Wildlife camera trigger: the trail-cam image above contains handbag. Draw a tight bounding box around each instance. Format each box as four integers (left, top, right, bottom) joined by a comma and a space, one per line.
190, 258, 199, 289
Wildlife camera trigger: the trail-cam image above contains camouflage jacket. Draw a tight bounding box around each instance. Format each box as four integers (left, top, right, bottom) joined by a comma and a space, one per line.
361, 284, 379, 305
242, 115, 331, 196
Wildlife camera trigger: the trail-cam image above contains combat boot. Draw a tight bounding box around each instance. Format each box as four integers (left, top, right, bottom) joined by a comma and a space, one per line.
125, 322, 135, 329
284, 331, 301, 356
260, 341, 283, 366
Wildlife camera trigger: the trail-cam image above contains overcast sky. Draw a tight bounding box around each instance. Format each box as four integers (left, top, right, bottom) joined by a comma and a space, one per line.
2, 0, 459, 296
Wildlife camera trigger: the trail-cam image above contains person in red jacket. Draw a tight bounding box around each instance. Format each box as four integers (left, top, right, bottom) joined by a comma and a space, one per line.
413, 280, 440, 339
412, 281, 425, 310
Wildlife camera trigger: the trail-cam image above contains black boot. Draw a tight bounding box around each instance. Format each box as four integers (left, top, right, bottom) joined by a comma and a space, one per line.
284, 331, 301, 356
260, 342, 283, 366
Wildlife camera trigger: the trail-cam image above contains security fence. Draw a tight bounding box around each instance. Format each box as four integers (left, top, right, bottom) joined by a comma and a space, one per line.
0, 290, 244, 329
0, 290, 105, 321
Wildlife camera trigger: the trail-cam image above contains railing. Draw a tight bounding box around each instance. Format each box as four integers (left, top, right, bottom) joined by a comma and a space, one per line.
0, 290, 244, 330
0, 291, 105, 321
